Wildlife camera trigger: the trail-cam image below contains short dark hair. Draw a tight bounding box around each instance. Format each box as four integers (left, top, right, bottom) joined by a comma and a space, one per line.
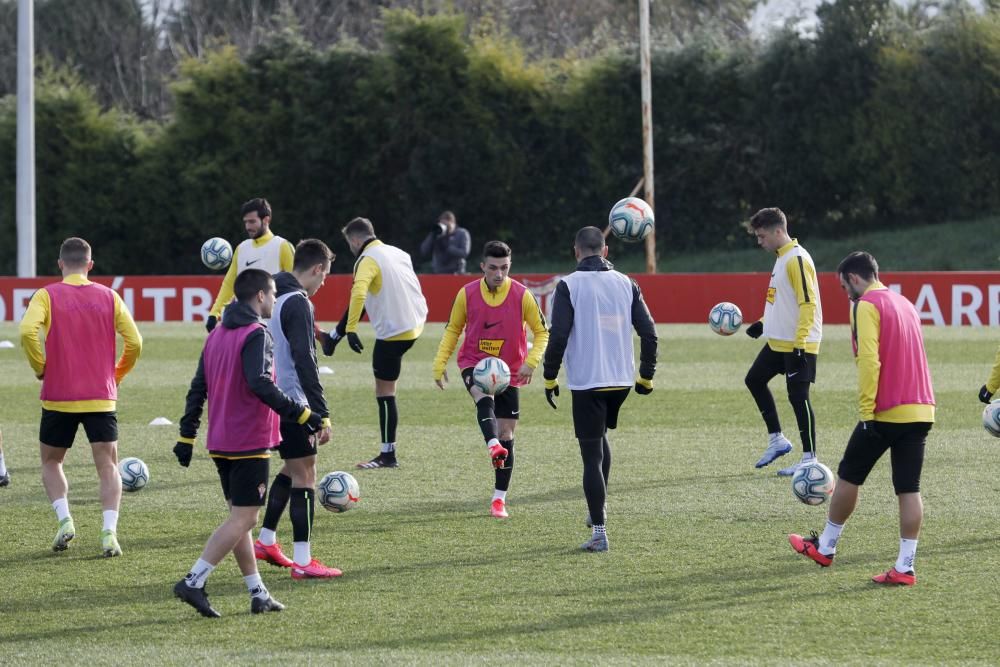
575, 226, 605, 255
342, 217, 375, 240
59, 237, 91, 268
293, 239, 335, 272
234, 268, 274, 302
241, 198, 272, 220
837, 251, 879, 281
439, 210, 456, 223
749, 207, 787, 230
482, 241, 511, 261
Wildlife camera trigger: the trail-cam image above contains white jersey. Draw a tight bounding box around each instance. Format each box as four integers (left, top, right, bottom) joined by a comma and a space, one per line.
762, 243, 822, 345
357, 243, 428, 340
561, 270, 635, 390
236, 235, 287, 275
269, 291, 307, 405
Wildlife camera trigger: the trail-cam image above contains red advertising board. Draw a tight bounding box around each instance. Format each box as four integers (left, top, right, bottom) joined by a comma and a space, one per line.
0, 272, 998, 326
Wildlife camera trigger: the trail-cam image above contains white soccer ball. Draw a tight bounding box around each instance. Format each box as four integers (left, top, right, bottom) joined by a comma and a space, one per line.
708, 301, 743, 336
201, 237, 233, 271
119, 456, 149, 492
472, 357, 511, 396
318, 471, 360, 513
608, 197, 655, 243
791, 461, 835, 506
984, 400, 1000, 438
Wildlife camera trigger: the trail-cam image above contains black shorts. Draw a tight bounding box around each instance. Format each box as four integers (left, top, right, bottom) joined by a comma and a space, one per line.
213, 456, 270, 506
838, 422, 931, 494
746, 344, 818, 385
461, 367, 520, 419
571, 388, 630, 440
39, 409, 118, 448
372, 339, 417, 381
277, 421, 318, 460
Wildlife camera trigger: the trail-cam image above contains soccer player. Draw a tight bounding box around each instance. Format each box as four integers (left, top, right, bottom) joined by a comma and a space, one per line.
743, 207, 823, 476
330, 217, 428, 469
978, 344, 1000, 405
19, 237, 143, 556
431, 241, 550, 518
252, 239, 343, 579
0, 428, 10, 487
542, 226, 657, 552
789, 251, 934, 586
172, 269, 323, 617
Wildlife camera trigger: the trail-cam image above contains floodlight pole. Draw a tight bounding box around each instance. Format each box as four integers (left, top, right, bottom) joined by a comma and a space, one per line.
639, 0, 656, 273
17, 0, 37, 277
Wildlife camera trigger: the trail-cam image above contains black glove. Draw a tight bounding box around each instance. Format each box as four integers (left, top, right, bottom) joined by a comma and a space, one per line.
544, 380, 559, 409
746, 321, 763, 339
346, 332, 364, 353
979, 385, 994, 404
173, 441, 193, 467
303, 410, 324, 435
320, 330, 341, 357
861, 420, 882, 442
789, 348, 808, 376
635, 378, 653, 395
205, 315, 218, 333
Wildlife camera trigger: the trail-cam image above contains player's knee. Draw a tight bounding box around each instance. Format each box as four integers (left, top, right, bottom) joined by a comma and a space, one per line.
786, 383, 811, 404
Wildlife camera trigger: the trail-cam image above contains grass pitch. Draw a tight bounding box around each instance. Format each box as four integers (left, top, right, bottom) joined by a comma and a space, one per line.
0, 322, 998, 665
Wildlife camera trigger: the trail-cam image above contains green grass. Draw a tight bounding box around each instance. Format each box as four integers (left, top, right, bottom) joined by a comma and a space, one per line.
0, 322, 998, 665
514, 216, 1000, 274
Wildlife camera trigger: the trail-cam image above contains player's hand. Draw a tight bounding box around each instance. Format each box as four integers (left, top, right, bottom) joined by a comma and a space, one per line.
789, 348, 808, 376
635, 377, 653, 395
346, 332, 364, 354
979, 385, 994, 404
320, 330, 341, 357
746, 321, 763, 339
516, 364, 534, 385
173, 441, 193, 467
205, 315, 218, 333
544, 379, 559, 410
861, 420, 882, 442
318, 425, 332, 445
435, 370, 448, 390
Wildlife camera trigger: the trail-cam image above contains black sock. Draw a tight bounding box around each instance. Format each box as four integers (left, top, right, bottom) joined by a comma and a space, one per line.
579, 437, 606, 526
261, 473, 292, 532
289, 487, 313, 544
475, 397, 499, 443
377, 396, 398, 446
495, 439, 514, 491
788, 383, 816, 455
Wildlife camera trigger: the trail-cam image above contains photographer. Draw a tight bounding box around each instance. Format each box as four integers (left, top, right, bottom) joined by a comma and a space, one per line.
420, 211, 471, 274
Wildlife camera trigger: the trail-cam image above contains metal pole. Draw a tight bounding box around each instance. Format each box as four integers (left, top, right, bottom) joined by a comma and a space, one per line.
17, 0, 37, 277
639, 0, 656, 273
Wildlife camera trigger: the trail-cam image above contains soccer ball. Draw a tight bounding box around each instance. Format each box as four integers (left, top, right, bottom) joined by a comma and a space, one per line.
318, 471, 360, 513
984, 400, 1000, 437
708, 301, 743, 336
791, 461, 835, 506
119, 457, 149, 492
201, 237, 233, 271
608, 197, 655, 243
472, 357, 511, 395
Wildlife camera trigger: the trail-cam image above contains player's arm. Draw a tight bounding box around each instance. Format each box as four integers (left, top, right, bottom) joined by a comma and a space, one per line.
630, 279, 658, 383
346, 257, 379, 333
542, 280, 573, 381
786, 255, 818, 349
282, 295, 330, 423
854, 300, 881, 421
18, 287, 50, 378
113, 292, 143, 384
985, 343, 1000, 395
279, 241, 295, 272
522, 290, 549, 369
178, 352, 208, 441
432, 289, 468, 381
241, 328, 315, 424
209, 246, 240, 317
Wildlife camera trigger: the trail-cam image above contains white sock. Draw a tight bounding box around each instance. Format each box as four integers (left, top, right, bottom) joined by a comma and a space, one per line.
102, 510, 119, 532
185, 558, 215, 588
896, 538, 918, 574
258, 528, 277, 546
244, 572, 269, 599
593, 524, 607, 535
52, 497, 71, 522
0, 452, 7, 476
486, 438, 501, 449
769, 432, 787, 444
293, 542, 311, 567
801, 452, 816, 463
818, 519, 844, 556
492, 489, 507, 502
381, 442, 396, 454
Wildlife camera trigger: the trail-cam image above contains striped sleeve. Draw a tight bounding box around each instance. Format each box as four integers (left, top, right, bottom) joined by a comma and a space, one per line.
210, 245, 240, 317
785, 254, 819, 349
522, 289, 549, 369
432, 289, 468, 380
853, 300, 881, 421
113, 292, 143, 383
347, 256, 380, 333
